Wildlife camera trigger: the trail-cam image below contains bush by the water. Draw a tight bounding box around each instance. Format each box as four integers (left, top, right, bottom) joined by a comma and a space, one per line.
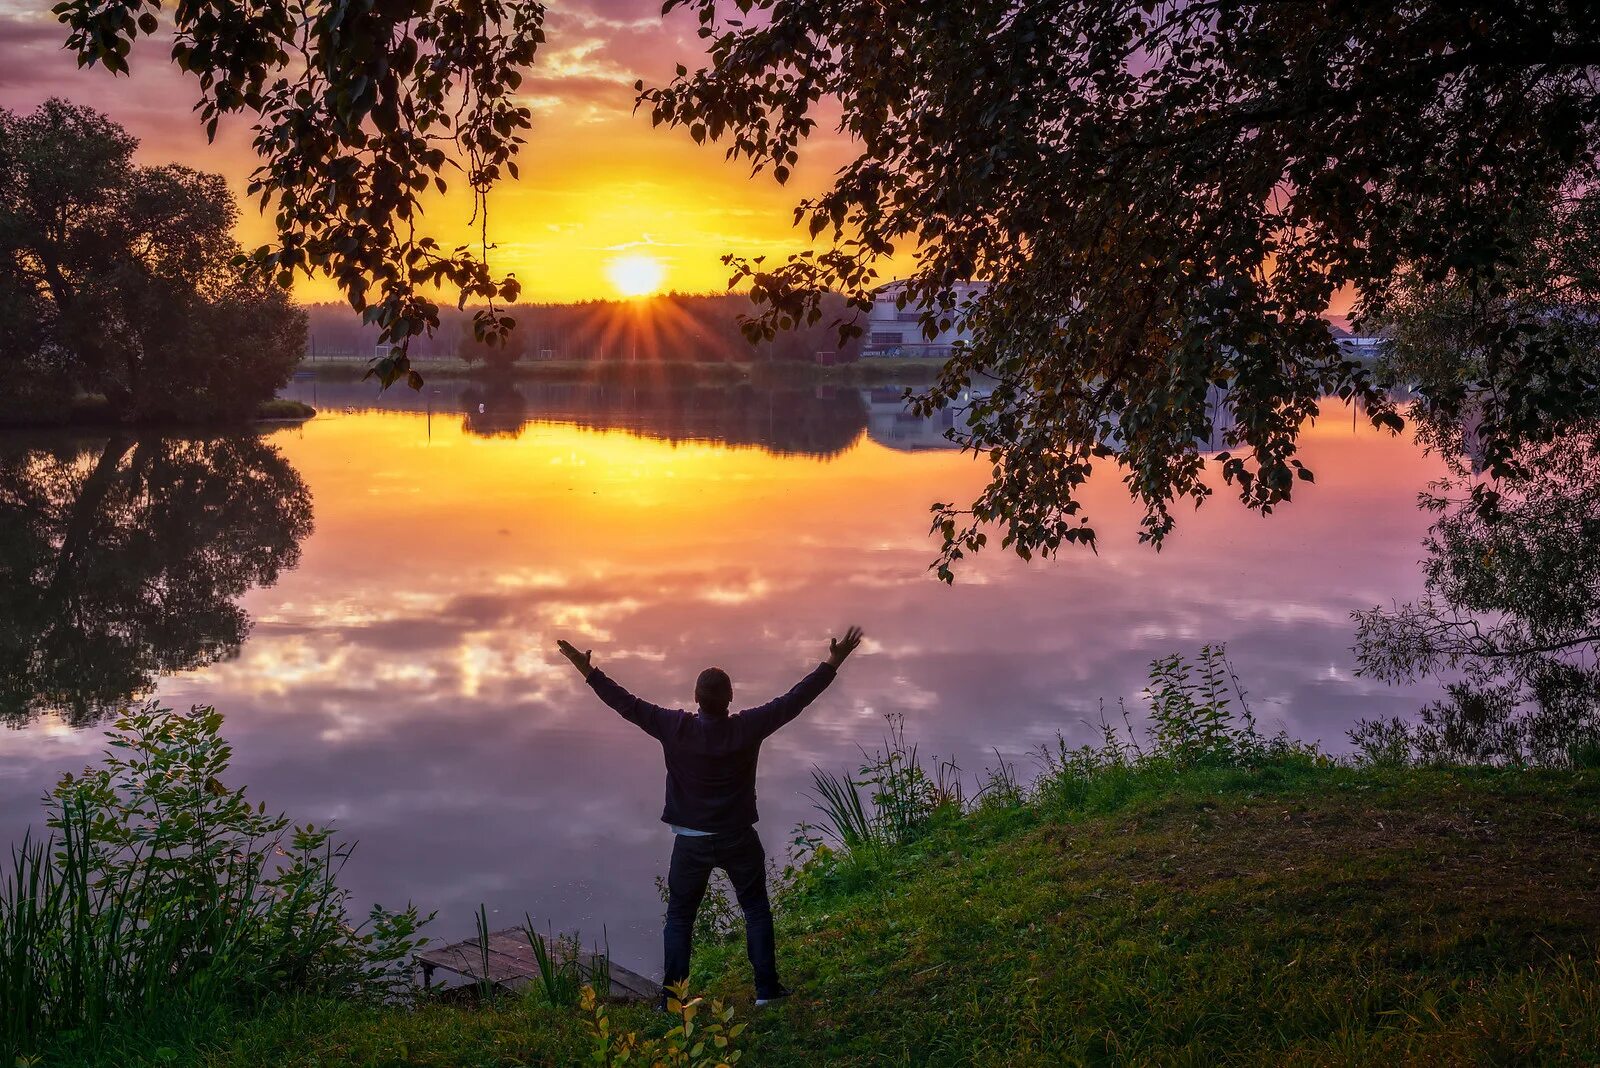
0, 704, 427, 1061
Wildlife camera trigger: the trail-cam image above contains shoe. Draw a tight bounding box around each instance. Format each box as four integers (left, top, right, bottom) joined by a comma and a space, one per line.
754, 985, 793, 1006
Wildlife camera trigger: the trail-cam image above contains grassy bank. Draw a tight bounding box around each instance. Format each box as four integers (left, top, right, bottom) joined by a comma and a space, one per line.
293, 355, 948, 386
38, 759, 1599, 1066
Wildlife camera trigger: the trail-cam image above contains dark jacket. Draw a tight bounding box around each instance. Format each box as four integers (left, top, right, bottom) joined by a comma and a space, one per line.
587, 662, 837, 832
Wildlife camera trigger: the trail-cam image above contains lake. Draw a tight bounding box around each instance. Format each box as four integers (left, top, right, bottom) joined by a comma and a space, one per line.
0, 378, 1450, 971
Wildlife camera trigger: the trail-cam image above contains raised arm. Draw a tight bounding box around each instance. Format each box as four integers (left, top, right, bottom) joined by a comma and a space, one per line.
556, 639, 681, 739
744, 626, 864, 739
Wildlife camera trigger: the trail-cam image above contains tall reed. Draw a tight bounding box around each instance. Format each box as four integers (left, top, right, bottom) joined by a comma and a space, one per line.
521, 914, 609, 1007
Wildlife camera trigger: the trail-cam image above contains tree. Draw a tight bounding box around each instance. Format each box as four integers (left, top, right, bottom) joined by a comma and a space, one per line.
0, 434, 313, 726
61, 4, 1600, 573
640, 0, 1600, 576
1373, 184, 1600, 487
55, 0, 539, 386
0, 100, 306, 424
1352, 433, 1600, 766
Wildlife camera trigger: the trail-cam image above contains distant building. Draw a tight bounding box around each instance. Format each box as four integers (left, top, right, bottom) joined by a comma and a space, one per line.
861, 280, 987, 358
1335, 335, 1386, 362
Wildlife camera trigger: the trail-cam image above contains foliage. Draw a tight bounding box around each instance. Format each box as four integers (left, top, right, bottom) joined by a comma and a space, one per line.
0, 704, 429, 1063
0, 101, 306, 423
1141, 645, 1263, 766
1371, 186, 1600, 481
582, 981, 745, 1068
809, 713, 962, 854
641, 0, 1600, 576
1353, 433, 1600, 765
0, 434, 312, 726
55, 0, 538, 387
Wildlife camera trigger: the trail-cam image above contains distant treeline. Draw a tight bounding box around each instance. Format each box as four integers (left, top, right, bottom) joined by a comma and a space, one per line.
303, 292, 865, 365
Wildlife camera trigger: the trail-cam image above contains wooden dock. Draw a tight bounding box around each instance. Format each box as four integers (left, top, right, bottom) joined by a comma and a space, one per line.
414, 927, 662, 1004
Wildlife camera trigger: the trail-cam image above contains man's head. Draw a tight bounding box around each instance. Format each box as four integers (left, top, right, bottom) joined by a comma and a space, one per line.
694, 667, 733, 717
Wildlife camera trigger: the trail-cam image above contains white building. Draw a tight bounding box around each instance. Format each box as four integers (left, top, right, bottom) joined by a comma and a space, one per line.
861, 280, 987, 358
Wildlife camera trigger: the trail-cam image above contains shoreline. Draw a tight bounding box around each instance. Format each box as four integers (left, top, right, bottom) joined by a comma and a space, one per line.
292, 355, 949, 386
0, 398, 317, 435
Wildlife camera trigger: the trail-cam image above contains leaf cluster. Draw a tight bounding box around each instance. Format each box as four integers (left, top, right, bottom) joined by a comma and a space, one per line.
53, 0, 544, 389
642, 0, 1600, 573
581, 980, 745, 1068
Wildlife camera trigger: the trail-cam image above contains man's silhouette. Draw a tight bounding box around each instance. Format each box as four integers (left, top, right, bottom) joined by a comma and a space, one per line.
556, 626, 864, 1005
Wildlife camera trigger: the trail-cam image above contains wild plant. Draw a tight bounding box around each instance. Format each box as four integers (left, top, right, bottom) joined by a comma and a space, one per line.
810, 714, 962, 853
803, 648, 1325, 876
1350, 679, 1600, 769
808, 767, 874, 852
1348, 716, 1415, 767
0, 703, 429, 1061
1144, 645, 1262, 765
973, 749, 1024, 810
581, 980, 745, 1067
520, 913, 606, 1007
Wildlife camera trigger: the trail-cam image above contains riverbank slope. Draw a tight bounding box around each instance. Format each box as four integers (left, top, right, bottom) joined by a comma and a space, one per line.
52, 759, 1600, 1066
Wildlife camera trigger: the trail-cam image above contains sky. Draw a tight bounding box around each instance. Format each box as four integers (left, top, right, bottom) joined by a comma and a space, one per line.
0, 0, 856, 303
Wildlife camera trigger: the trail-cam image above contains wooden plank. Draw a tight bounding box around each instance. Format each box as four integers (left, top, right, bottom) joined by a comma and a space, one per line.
415, 926, 661, 1003
418, 932, 537, 984
417, 943, 528, 984
484, 930, 541, 966
588, 957, 661, 1001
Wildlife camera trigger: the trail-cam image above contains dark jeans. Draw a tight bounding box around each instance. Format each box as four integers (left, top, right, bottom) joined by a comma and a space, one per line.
663, 827, 779, 996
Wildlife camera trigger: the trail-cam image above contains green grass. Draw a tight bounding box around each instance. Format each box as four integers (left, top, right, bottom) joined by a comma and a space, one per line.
42, 759, 1600, 1066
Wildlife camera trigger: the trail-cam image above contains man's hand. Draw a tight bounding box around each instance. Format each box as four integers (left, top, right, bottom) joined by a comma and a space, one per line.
827, 626, 865, 668
556, 639, 595, 680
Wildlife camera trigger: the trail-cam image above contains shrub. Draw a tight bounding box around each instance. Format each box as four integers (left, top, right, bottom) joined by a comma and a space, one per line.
0, 704, 428, 1060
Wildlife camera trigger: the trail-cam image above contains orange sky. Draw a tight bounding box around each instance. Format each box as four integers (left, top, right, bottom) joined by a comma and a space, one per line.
0, 0, 864, 303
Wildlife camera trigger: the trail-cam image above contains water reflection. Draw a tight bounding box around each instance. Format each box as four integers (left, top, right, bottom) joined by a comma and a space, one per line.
0, 389, 1451, 970
290, 378, 874, 458
0, 434, 312, 726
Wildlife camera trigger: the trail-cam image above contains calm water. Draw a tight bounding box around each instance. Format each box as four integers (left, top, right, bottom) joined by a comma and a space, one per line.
0, 379, 1449, 971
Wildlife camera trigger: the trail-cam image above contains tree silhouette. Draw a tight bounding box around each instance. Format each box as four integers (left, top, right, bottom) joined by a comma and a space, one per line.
0, 101, 306, 424
0, 434, 313, 726
1353, 434, 1600, 765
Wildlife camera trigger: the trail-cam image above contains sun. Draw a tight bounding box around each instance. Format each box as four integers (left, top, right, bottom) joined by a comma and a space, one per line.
606, 253, 667, 298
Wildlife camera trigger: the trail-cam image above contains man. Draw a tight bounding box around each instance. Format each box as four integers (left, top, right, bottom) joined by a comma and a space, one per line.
554, 626, 865, 1006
